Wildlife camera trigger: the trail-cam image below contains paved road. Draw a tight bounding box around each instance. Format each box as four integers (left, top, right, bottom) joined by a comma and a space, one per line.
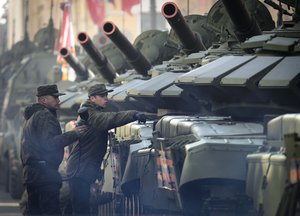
0, 187, 22, 216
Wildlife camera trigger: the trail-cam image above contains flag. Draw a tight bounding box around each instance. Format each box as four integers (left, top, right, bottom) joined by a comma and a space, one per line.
121, 0, 140, 15
56, 1, 76, 80
86, 0, 105, 29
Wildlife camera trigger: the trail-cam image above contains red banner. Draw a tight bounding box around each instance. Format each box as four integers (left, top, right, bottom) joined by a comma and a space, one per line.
121, 0, 140, 15
86, 0, 105, 29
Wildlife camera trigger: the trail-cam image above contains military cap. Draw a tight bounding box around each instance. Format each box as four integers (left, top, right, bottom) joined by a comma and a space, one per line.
36, 84, 66, 97
88, 84, 113, 97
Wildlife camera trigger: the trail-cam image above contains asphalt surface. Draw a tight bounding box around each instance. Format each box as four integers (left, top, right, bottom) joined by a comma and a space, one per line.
0, 186, 22, 216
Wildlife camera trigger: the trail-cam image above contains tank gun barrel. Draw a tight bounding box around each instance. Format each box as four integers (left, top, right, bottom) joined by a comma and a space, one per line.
60, 48, 88, 82
103, 21, 151, 77
161, 2, 205, 54
77, 32, 116, 84
222, 0, 262, 42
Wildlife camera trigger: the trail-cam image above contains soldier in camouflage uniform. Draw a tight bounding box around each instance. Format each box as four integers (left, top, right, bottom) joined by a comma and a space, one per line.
66, 83, 147, 216
20, 84, 87, 215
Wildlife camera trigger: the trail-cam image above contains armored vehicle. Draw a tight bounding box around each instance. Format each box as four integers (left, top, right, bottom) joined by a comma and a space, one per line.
54, 0, 296, 215
92, 0, 300, 215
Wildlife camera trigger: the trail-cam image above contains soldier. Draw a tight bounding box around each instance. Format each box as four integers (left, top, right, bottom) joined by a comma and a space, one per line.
66, 83, 147, 216
20, 84, 87, 215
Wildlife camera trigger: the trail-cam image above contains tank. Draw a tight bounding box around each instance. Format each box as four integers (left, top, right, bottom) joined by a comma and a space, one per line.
51, 0, 290, 215
91, 0, 300, 215
120, 0, 274, 117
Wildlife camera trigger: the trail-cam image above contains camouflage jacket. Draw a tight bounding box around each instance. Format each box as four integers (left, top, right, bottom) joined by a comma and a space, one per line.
66, 100, 138, 183
21, 103, 79, 185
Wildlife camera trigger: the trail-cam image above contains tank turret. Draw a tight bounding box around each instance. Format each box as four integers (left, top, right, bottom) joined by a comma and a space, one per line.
59, 48, 88, 82
98, 43, 132, 75
77, 32, 116, 84
96, 1, 298, 216
103, 21, 152, 77
162, 2, 206, 54
207, 0, 274, 45
133, 30, 179, 66
221, 0, 262, 42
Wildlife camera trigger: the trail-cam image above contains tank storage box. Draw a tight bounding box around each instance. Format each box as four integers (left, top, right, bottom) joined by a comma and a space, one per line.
246, 153, 287, 216
266, 113, 300, 149
246, 114, 300, 216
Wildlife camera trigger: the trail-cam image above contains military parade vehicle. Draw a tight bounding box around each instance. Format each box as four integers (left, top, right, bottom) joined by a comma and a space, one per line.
92, 0, 300, 215
3, 1, 299, 216
53, 0, 280, 215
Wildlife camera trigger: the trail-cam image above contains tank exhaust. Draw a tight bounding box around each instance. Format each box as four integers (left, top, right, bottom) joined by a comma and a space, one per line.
161, 2, 205, 54
60, 48, 88, 82
103, 21, 151, 77
78, 32, 116, 84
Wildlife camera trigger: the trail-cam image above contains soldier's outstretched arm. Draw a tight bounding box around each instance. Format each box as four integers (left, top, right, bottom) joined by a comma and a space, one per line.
90, 110, 145, 131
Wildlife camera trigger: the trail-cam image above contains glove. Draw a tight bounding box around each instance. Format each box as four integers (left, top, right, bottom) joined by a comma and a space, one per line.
78, 107, 89, 121
76, 107, 89, 127
134, 112, 147, 124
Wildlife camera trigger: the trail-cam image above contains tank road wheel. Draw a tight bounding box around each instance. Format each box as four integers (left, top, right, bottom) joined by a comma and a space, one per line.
8, 156, 24, 199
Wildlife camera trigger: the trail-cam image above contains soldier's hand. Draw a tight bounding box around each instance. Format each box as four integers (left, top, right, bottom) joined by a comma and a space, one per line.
74, 125, 88, 137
